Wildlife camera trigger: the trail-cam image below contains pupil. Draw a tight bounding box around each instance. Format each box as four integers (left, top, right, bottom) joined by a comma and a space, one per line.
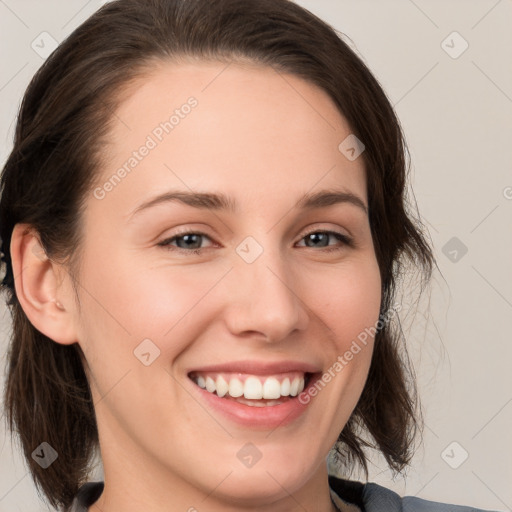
308, 233, 327, 247
181, 234, 200, 249
177, 233, 329, 250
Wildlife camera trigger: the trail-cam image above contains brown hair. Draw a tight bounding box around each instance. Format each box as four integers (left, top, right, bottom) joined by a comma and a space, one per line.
0, 0, 434, 510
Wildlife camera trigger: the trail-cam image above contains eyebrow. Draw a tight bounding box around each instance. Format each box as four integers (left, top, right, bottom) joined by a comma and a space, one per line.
127, 188, 368, 221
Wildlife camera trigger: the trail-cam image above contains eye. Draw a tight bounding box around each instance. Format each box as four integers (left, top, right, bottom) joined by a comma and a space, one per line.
157, 230, 214, 254
157, 228, 353, 255
296, 229, 353, 252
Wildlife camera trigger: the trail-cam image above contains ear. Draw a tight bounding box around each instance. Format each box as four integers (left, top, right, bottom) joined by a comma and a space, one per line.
10, 223, 78, 345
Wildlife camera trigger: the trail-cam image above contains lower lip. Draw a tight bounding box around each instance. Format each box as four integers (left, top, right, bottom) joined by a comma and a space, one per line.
189, 374, 319, 429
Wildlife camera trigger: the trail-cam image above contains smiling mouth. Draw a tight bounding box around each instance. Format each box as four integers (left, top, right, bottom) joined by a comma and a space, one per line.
188, 371, 314, 407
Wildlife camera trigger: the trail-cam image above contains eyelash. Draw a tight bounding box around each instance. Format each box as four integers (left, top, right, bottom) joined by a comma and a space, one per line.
157, 228, 354, 255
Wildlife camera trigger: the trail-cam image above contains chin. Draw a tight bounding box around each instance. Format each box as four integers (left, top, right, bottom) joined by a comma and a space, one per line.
211, 449, 316, 502
212, 469, 307, 506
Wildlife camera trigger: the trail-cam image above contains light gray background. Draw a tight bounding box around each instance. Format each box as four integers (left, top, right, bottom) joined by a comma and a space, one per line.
0, 0, 511, 511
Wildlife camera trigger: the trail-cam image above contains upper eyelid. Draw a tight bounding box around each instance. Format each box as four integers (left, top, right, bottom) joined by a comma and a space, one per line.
165, 220, 352, 238
160, 227, 352, 247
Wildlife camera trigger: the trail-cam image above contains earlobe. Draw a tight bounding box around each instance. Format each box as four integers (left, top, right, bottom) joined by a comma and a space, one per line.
10, 223, 78, 345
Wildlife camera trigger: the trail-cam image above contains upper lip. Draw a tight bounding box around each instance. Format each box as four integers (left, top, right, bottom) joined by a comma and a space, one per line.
188, 360, 322, 375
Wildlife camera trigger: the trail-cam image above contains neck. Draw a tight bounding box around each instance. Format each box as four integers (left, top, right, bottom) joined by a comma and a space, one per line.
90, 449, 340, 512
88, 405, 344, 512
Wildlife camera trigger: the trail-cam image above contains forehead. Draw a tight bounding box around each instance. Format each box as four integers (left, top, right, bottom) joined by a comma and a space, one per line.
91, 59, 367, 218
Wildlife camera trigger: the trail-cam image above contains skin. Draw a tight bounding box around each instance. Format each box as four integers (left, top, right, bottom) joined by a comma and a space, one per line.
11, 60, 382, 512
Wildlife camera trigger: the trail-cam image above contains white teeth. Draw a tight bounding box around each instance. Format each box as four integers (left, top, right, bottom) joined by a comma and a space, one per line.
194, 373, 308, 400
262, 377, 281, 399
228, 377, 244, 398
236, 397, 283, 407
280, 378, 291, 396
244, 376, 263, 399
205, 376, 216, 393
289, 377, 304, 396
289, 378, 299, 396
215, 376, 229, 398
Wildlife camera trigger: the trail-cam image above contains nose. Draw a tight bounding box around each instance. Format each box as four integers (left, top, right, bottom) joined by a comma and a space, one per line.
222, 243, 309, 343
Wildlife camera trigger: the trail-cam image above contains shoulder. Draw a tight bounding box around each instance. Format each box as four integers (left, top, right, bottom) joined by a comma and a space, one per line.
69, 481, 104, 512
329, 475, 500, 512
73, 479, 499, 512
363, 481, 498, 512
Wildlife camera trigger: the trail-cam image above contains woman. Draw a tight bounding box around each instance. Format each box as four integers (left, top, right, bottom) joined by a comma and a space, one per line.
0, 0, 496, 511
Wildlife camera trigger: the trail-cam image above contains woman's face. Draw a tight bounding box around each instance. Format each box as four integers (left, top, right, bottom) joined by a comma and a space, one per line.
70, 60, 381, 508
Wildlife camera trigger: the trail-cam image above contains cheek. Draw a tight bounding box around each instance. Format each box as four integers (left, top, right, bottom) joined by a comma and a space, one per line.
76, 232, 381, 380
308, 257, 382, 343
311, 258, 381, 397
77, 242, 381, 364
74, 249, 227, 374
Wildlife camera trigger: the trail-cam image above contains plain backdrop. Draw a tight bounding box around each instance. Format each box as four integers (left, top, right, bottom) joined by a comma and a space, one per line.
0, 1, 511, 511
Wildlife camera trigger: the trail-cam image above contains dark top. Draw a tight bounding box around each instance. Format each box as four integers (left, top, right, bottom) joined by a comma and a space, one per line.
69, 476, 499, 512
